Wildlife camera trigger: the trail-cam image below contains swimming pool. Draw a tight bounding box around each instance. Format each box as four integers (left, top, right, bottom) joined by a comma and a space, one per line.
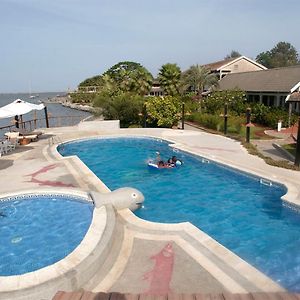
59, 137, 300, 291
0, 193, 93, 276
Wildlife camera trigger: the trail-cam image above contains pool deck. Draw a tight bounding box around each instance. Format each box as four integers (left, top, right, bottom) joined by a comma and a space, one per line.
1, 124, 300, 299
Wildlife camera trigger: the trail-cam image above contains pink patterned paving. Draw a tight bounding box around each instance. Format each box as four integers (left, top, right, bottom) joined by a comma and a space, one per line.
24, 164, 75, 187
28, 177, 74, 187
25, 164, 58, 177
143, 243, 174, 295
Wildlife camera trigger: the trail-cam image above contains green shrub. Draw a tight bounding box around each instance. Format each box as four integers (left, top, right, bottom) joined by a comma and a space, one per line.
145, 96, 181, 128
219, 116, 243, 134
191, 113, 221, 130
100, 92, 145, 128
204, 89, 247, 115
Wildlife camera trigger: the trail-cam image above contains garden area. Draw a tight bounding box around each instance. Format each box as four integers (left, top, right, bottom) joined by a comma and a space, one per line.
70, 60, 299, 169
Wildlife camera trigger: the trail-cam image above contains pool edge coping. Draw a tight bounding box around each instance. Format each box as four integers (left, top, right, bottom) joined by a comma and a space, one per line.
0, 188, 114, 295
52, 133, 290, 293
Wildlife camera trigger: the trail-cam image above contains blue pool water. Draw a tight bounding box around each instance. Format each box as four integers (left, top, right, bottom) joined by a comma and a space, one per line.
59, 137, 300, 291
0, 194, 93, 276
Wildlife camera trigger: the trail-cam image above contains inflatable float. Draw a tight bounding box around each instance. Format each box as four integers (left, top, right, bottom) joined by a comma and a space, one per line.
148, 162, 160, 169
147, 161, 180, 169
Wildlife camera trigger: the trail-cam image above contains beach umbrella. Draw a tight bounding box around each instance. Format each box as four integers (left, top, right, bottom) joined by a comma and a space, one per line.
0, 107, 15, 119
0, 99, 45, 119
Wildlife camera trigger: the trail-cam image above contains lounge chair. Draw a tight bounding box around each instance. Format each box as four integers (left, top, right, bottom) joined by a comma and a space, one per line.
18, 129, 43, 139
5, 131, 38, 143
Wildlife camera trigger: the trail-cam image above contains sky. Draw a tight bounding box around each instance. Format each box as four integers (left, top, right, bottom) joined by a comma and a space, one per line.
1, 0, 300, 93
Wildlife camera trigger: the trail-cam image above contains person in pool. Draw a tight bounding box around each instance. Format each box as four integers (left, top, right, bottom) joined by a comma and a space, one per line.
169, 155, 183, 166
158, 160, 172, 168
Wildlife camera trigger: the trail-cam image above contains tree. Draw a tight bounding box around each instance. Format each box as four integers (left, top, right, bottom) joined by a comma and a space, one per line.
79, 75, 103, 87
104, 61, 153, 95
224, 50, 241, 59
158, 63, 181, 96
130, 67, 154, 96
255, 51, 272, 68
256, 42, 299, 68
180, 65, 218, 96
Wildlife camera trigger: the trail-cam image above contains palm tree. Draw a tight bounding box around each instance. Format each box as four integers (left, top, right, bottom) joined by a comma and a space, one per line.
180, 65, 218, 95
100, 74, 116, 91
131, 67, 153, 96
158, 63, 181, 96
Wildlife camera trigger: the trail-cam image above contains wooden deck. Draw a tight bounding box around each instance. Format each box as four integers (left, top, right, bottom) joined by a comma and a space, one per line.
53, 291, 300, 300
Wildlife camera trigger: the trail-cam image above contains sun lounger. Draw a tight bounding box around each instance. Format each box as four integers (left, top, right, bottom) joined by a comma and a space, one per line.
18, 130, 43, 138
5, 131, 38, 143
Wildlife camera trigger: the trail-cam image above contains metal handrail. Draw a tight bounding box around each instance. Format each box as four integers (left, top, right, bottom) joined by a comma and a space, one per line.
0, 115, 85, 132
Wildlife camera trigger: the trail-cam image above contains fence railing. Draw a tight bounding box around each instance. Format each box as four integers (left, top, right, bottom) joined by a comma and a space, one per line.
0, 115, 85, 134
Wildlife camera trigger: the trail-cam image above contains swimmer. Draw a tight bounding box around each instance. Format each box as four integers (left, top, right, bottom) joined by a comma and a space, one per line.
169, 155, 183, 166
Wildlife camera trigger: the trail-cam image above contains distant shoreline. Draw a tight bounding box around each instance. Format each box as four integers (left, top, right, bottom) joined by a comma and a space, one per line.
45, 96, 96, 113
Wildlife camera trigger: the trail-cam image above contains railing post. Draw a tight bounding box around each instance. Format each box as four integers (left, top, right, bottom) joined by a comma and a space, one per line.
44, 106, 49, 128
294, 117, 300, 166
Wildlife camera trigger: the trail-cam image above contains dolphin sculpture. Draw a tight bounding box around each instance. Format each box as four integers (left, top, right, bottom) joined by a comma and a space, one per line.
90, 187, 144, 211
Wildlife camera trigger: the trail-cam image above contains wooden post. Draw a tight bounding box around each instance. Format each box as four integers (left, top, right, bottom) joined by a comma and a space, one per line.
224, 103, 228, 135
294, 117, 300, 166
288, 102, 292, 128
44, 106, 49, 128
34, 111, 37, 129
181, 102, 185, 130
246, 108, 251, 143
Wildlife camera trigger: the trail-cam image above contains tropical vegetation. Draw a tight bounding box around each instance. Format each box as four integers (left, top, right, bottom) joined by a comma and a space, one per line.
71, 41, 299, 132
180, 65, 218, 96
158, 63, 181, 96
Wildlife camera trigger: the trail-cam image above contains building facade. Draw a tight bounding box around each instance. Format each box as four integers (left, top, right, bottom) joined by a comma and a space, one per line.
203, 56, 267, 80
218, 65, 300, 111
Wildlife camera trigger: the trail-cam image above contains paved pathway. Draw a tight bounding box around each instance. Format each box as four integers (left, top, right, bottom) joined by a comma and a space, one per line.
185, 121, 296, 163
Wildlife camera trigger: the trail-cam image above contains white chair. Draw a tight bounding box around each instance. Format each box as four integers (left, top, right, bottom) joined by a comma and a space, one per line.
0, 141, 9, 155
4, 140, 16, 151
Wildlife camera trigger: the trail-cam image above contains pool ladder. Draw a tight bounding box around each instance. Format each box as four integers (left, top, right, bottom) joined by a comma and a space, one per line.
49, 135, 64, 148
201, 158, 210, 164
259, 178, 273, 186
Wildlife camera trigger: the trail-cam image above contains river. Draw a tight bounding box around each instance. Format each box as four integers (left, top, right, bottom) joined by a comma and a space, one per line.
0, 92, 91, 137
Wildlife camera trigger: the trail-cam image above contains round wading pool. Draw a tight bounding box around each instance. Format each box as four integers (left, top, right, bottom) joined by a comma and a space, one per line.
0, 193, 93, 276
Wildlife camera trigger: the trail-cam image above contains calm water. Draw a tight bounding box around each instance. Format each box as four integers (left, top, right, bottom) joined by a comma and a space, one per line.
0, 93, 91, 137
0, 194, 93, 275
58, 137, 300, 291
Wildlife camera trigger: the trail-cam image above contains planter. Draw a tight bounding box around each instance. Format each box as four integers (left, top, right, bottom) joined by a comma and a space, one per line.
19, 138, 30, 145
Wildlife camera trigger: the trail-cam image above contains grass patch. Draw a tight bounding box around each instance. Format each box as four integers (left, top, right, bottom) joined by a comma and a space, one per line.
282, 143, 296, 156
239, 125, 274, 140
241, 141, 300, 171
186, 121, 299, 170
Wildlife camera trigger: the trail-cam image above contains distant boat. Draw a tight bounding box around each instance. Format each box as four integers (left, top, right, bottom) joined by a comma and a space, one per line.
28, 81, 39, 99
